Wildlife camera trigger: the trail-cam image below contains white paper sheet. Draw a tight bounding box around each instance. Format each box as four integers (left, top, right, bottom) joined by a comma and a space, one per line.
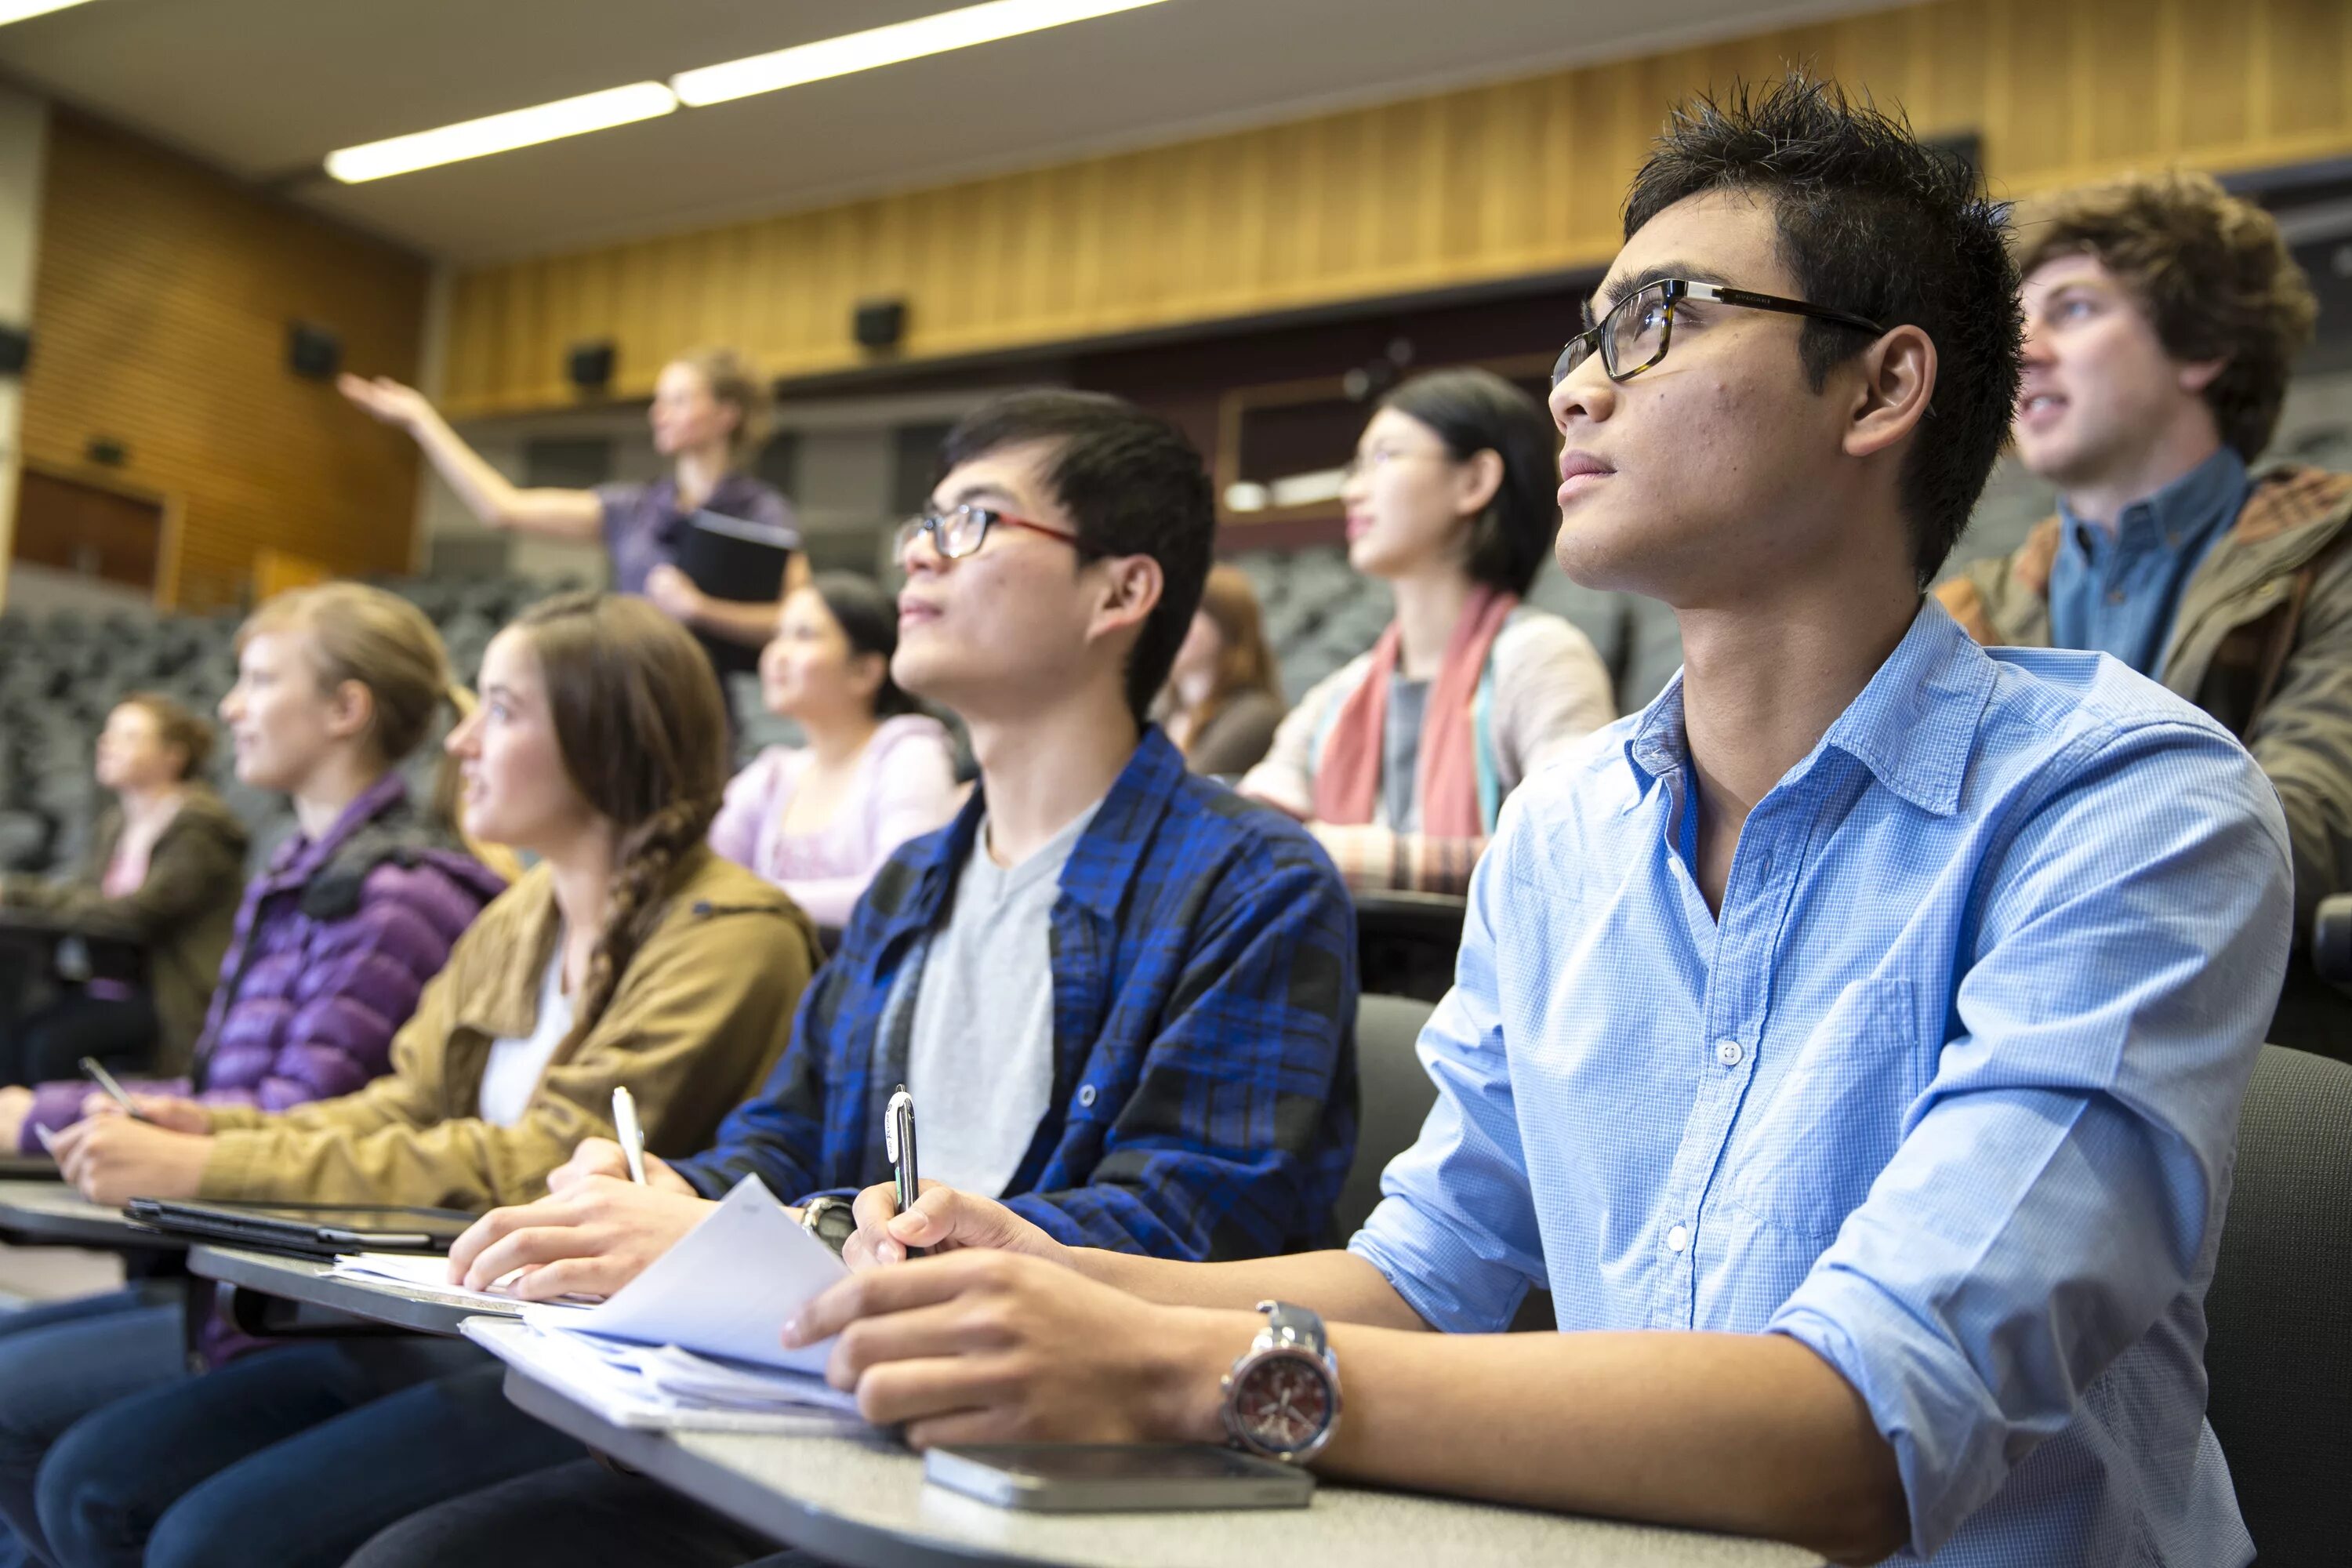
521, 1173, 846, 1374
329, 1251, 598, 1315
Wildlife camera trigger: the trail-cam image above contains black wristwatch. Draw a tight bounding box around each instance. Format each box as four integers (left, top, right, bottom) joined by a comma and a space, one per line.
800, 1195, 858, 1257
1221, 1301, 1341, 1463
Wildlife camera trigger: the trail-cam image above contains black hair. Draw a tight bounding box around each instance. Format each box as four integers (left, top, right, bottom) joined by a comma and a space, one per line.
936, 390, 1214, 725
1379, 368, 1562, 596
805, 571, 920, 720
1622, 74, 2023, 587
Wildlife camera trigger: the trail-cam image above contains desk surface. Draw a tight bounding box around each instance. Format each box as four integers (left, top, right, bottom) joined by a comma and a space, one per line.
0, 1156, 60, 1181
0, 1180, 179, 1250
502, 1364, 1820, 1568
187, 1245, 497, 1337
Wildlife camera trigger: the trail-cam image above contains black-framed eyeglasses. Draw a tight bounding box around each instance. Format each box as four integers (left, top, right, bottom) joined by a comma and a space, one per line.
894, 504, 1080, 564
1552, 278, 1885, 387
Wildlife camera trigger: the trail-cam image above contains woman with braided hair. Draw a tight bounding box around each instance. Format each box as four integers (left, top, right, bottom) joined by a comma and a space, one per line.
18, 593, 826, 1568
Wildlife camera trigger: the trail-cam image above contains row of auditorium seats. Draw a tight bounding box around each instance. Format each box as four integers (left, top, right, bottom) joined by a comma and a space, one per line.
0, 550, 1689, 885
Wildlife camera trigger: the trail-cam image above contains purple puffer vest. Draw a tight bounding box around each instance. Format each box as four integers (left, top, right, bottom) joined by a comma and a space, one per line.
20, 774, 506, 1150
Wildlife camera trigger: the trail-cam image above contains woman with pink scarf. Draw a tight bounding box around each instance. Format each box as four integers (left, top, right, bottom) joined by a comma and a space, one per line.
1243, 368, 1614, 892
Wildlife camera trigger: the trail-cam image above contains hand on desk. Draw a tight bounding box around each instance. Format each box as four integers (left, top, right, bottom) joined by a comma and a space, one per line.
448, 1174, 717, 1301
50, 1115, 212, 1205
79, 1092, 209, 1134
545, 1135, 695, 1196
843, 1179, 1069, 1271
0, 1085, 30, 1151
788, 1247, 1229, 1449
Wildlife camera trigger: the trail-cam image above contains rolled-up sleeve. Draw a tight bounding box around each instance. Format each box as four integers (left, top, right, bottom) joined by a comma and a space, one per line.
1769, 720, 2292, 1559
1347, 793, 1547, 1332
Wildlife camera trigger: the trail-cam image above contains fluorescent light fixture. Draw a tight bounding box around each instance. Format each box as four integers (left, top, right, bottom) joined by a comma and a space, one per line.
0, 0, 100, 26
324, 82, 677, 183
672, 0, 1175, 107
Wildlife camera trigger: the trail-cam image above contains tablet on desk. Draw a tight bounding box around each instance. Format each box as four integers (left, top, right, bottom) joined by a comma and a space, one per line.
121, 1200, 477, 1255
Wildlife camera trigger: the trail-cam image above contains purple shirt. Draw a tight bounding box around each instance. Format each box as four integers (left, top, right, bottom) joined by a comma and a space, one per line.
597, 473, 798, 681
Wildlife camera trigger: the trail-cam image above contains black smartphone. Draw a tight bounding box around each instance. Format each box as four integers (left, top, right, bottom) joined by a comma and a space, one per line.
923, 1443, 1313, 1513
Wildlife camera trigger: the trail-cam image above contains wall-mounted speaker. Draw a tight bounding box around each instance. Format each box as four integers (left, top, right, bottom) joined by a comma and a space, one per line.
0, 324, 31, 376
854, 299, 907, 352
287, 321, 341, 380
568, 341, 615, 394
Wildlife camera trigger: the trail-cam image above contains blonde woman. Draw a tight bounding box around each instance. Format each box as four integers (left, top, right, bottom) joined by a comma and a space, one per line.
341, 349, 809, 684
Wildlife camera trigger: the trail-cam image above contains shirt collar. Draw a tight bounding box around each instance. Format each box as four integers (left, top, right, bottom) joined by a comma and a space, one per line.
2059, 445, 2249, 557
1623, 601, 1995, 819
880, 727, 1187, 936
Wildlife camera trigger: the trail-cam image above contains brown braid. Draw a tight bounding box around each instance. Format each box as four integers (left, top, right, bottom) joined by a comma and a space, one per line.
560, 794, 718, 1054
503, 590, 735, 1054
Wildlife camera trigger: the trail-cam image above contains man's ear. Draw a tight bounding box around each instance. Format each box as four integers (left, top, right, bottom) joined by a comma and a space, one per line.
1842, 325, 1937, 462
2178, 355, 2230, 397
1085, 554, 1165, 648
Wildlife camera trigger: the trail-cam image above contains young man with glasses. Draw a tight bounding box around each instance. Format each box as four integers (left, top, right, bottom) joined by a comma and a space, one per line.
1937, 170, 2350, 1057
800, 80, 2290, 1567
320, 392, 1363, 1568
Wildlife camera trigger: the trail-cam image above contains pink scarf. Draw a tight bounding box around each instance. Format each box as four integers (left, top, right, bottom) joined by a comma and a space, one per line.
1312, 586, 1515, 837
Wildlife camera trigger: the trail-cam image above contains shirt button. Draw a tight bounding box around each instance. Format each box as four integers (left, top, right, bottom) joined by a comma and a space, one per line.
1076, 1084, 1098, 1109
2107, 589, 2127, 604
1715, 1038, 1744, 1067
1666, 1223, 1690, 1254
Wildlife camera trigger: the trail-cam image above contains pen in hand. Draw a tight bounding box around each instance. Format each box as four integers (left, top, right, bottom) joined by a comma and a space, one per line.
885, 1083, 925, 1260
79, 1057, 149, 1123
612, 1086, 648, 1186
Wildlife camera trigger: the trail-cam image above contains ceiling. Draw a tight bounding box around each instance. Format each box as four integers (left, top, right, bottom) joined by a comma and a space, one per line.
0, 0, 1890, 263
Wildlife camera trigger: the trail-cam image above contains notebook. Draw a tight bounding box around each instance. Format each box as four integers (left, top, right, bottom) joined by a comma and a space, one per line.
459, 1174, 863, 1434
674, 510, 799, 605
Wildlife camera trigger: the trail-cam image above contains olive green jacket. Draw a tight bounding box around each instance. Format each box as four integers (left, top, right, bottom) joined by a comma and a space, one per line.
199, 846, 822, 1209
3, 786, 249, 1073
1940, 465, 2352, 1056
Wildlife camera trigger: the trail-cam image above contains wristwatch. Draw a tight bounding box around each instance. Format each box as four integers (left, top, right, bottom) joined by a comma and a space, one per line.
1221, 1301, 1341, 1463
800, 1195, 858, 1257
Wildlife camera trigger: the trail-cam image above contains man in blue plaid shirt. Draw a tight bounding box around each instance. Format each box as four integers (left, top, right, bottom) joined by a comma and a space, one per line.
443, 388, 1359, 1290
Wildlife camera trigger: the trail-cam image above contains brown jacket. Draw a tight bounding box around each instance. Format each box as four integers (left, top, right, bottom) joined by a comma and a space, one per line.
1939, 465, 2352, 1055
198, 846, 822, 1208
3, 787, 249, 1073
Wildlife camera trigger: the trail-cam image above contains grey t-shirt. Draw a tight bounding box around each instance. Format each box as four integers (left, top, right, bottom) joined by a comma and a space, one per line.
902, 800, 1102, 1196
1381, 676, 1430, 833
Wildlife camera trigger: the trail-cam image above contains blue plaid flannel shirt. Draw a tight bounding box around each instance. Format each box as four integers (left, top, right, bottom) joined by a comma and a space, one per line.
673, 728, 1360, 1259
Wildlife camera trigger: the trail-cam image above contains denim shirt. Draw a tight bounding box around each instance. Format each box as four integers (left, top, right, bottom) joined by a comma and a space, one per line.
2049, 446, 2249, 676
1352, 604, 2290, 1564
675, 729, 1360, 1260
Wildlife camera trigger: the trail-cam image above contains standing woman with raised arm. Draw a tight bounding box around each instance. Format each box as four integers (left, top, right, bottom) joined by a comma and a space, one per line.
340, 348, 810, 688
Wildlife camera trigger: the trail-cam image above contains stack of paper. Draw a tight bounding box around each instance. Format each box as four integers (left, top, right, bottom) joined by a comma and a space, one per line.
460, 1174, 866, 1434
329, 1251, 601, 1316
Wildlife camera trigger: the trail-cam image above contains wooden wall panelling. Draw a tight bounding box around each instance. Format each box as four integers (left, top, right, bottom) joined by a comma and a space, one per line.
18, 112, 428, 608
440, 0, 2352, 419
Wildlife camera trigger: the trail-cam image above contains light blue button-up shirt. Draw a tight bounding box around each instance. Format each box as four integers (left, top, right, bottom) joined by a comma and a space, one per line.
1351, 603, 2291, 1566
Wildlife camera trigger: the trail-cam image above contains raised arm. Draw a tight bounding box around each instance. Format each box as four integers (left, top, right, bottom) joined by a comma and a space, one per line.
339, 375, 601, 541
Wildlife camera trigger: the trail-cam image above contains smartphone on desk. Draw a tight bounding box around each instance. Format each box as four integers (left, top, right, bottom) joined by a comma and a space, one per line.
924, 1443, 1313, 1512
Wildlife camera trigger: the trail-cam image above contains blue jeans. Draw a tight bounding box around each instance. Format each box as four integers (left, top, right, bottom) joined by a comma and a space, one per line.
37, 1346, 584, 1568
0, 1287, 187, 1568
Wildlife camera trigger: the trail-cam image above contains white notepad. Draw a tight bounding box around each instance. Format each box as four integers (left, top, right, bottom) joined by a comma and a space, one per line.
329, 1251, 598, 1315
521, 1173, 848, 1374
463, 1316, 861, 1435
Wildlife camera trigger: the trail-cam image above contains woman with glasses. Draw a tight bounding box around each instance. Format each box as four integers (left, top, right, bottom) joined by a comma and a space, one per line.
709, 573, 961, 931
340, 349, 806, 691
1240, 367, 1615, 894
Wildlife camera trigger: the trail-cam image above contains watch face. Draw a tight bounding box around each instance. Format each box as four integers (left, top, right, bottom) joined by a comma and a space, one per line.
1236, 1352, 1332, 1453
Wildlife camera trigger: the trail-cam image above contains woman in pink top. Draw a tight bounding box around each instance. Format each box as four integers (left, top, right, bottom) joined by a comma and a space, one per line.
709, 574, 960, 930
